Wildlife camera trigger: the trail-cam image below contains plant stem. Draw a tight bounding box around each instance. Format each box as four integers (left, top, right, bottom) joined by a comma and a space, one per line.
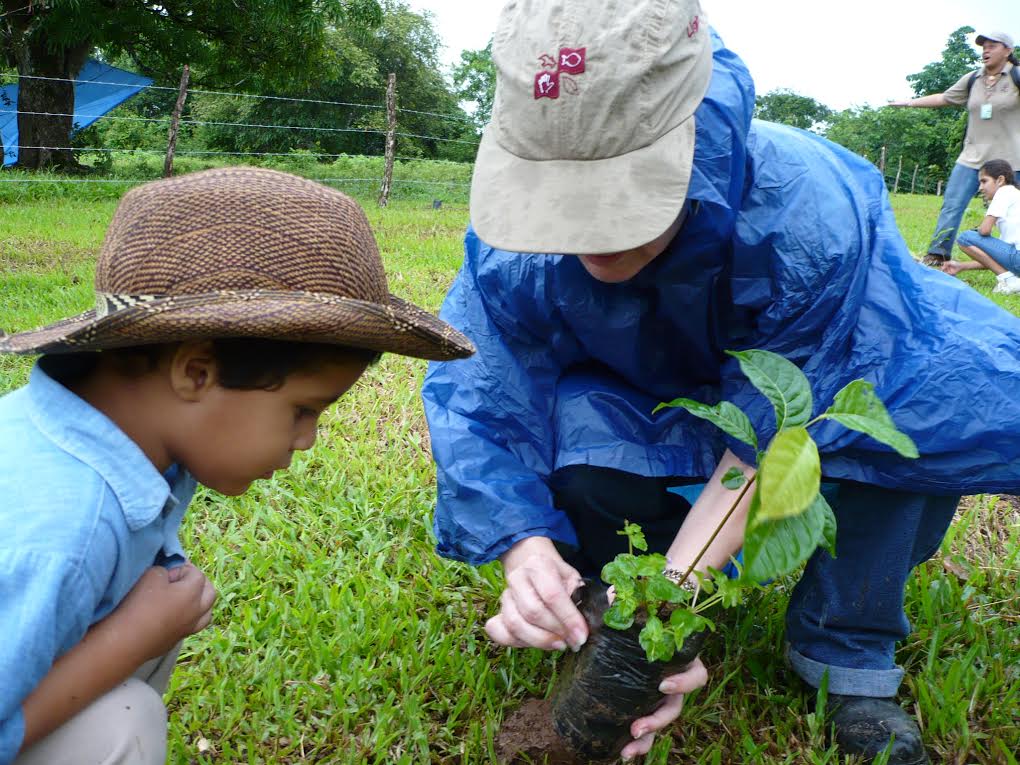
675, 474, 758, 591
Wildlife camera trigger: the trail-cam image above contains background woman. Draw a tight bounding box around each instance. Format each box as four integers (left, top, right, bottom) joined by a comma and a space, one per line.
891, 31, 1019, 267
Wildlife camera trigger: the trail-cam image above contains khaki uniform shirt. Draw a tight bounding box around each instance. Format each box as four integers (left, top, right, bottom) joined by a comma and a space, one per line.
944, 62, 1020, 169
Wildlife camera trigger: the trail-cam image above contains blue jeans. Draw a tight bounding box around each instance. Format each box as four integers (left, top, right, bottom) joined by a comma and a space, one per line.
956, 229, 1020, 273
930, 165, 1020, 258
549, 467, 959, 698
786, 483, 958, 697
928, 163, 979, 258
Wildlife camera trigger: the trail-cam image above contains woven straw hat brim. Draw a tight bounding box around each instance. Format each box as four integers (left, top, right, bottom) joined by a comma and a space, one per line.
0, 290, 475, 361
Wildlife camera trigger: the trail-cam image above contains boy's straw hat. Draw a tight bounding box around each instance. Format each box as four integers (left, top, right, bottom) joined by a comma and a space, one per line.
0, 167, 474, 361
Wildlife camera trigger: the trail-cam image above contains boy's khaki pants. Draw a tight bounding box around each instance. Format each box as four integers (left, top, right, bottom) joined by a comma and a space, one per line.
14, 644, 180, 765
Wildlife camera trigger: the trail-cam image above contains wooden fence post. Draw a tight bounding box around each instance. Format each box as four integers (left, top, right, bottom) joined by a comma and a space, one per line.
379, 73, 396, 207
164, 64, 190, 178
910, 164, 919, 195
937, 180, 943, 196
892, 156, 903, 194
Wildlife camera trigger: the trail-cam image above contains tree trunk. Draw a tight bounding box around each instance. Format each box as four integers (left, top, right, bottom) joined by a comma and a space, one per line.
7, 6, 90, 171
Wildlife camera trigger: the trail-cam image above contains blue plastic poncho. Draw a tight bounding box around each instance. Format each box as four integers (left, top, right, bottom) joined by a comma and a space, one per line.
422, 34, 1020, 566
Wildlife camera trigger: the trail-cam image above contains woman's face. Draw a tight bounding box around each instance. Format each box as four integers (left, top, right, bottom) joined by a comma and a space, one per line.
978, 172, 1005, 202
982, 41, 1011, 71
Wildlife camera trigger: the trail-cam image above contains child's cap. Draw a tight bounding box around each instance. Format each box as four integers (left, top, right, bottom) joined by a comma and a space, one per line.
469, 0, 712, 255
0, 167, 475, 361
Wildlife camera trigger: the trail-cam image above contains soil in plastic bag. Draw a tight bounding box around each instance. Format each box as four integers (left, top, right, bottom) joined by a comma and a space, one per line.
497, 580, 706, 764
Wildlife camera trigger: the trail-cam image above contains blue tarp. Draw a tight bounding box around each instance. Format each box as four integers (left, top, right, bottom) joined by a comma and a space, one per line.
1, 59, 151, 166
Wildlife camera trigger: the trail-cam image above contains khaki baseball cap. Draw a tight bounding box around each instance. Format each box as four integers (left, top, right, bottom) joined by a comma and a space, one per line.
470, 0, 713, 255
975, 31, 1015, 49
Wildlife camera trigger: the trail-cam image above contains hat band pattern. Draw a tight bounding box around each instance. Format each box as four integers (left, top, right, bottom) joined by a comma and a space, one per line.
96, 292, 163, 319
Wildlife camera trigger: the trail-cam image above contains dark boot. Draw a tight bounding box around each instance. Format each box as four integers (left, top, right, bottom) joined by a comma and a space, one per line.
920, 253, 948, 268
827, 694, 929, 765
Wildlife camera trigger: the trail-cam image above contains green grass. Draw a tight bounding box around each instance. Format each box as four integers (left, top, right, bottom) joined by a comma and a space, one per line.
1, 184, 1017, 764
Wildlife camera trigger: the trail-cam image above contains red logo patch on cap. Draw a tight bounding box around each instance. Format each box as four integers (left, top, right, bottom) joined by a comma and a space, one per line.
533, 46, 586, 100
558, 47, 586, 75
687, 16, 700, 38
534, 70, 561, 99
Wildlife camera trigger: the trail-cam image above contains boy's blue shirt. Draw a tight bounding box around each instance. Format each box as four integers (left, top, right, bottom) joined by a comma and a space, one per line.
0, 362, 196, 764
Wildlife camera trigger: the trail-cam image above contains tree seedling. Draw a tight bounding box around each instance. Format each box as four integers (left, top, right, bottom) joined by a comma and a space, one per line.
601, 349, 919, 661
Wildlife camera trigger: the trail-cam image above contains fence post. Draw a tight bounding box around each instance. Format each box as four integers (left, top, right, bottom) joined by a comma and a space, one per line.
937, 180, 943, 196
893, 156, 903, 194
379, 72, 396, 207
910, 164, 919, 195
879, 146, 886, 176
164, 64, 190, 178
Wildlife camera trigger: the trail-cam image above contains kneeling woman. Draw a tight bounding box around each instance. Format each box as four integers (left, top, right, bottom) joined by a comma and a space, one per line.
943, 158, 1020, 294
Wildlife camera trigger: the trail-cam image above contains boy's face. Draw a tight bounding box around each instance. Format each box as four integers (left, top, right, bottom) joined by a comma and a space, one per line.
576, 206, 687, 284
173, 359, 367, 496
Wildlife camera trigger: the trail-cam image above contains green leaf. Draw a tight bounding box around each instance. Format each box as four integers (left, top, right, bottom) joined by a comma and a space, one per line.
603, 600, 636, 630
616, 521, 649, 552
727, 349, 813, 431
636, 554, 669, 578
668, 609, 714, 649
713, 574, 745, 608
756, 427, 821, 522
654, 398, 758, 450
821, 380, 919, 458
639, 615, 675, 662
742, 492, 830, 582
721, 467, 748, 490
645, 573, 688, 604
601, 554, 640, 586
612, 578, 639, 606
819, 493, 838, 558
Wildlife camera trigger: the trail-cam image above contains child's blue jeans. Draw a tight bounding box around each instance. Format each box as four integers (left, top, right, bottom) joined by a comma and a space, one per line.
957, 229, 1020, 273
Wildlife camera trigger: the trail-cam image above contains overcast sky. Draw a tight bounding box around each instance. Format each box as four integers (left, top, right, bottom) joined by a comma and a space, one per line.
407, 0, 1020, 110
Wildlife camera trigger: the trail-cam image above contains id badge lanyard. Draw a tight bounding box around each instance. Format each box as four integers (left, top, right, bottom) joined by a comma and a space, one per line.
981, 74, 997, 119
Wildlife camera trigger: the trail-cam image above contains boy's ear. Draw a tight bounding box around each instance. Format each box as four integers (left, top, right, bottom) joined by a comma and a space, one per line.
169, 341, 219, 401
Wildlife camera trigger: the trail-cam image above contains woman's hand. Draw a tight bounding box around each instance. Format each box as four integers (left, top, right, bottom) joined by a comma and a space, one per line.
486, 537, 588, 651
620, 657, 709, 760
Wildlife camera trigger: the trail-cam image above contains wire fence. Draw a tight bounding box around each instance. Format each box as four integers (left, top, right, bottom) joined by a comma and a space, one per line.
875, 154, 949, 197
1, 69, 959, 203
0, 66, 479, 203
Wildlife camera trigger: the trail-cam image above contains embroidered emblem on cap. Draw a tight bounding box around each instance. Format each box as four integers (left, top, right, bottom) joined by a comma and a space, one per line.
687, 16, 700, 38
534, 47, 587, 100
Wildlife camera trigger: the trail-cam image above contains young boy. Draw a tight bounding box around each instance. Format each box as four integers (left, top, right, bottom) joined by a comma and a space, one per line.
0, 166, 473, 765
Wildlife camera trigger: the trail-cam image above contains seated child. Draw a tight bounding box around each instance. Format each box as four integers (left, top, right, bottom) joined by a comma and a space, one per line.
943, 158, 1020, 294
0, 167, 473, 765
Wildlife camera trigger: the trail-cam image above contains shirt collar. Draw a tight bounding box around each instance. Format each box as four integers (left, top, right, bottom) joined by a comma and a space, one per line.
25, 361, 185, 530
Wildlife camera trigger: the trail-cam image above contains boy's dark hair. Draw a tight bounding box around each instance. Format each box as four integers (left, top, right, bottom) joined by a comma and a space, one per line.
41, 338, 382, 390
980, 159, 1020, 188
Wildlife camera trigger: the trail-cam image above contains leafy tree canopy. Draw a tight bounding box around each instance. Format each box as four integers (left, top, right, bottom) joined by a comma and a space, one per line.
452, 39, 494, 128
0, 0, 385, 168
906, 26, 978, 96
753, 89, 832, 133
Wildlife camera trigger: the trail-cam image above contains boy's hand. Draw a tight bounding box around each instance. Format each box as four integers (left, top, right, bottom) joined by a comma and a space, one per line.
116, 563, 217, 661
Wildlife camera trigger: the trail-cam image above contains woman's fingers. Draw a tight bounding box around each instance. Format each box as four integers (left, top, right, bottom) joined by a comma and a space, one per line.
620, 729, 656, 760
486, 594, 570, 650
618, 657, 708, 760
658, 657, 708, 695
500, 560, 587, 649
630, 691, 685, 740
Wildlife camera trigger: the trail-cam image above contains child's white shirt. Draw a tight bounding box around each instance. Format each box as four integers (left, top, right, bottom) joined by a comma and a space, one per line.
987, 184, 1020, 247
